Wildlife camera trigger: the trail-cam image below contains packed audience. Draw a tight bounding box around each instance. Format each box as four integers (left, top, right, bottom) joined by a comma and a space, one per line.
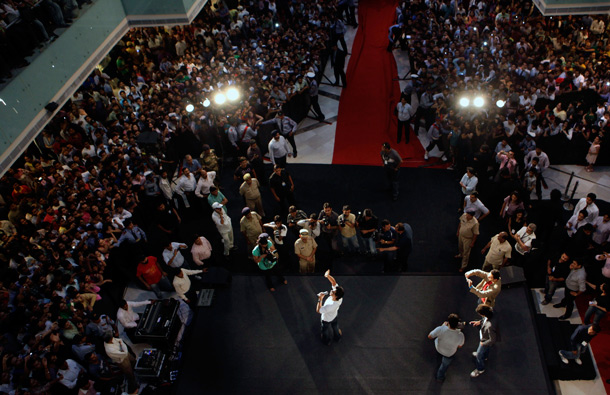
0, 0, 94, 83
0, 0, 609, 393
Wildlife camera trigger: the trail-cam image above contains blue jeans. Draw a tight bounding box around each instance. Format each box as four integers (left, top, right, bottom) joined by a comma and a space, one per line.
341, 235, 359, 252
321, 316, 341, 345
560, 344, 585, 360
150, 276, 173, 298
543, 278, 565, 302
436, 354, 454, 380
361, 237, 376, 254
584, 305, 606, 325
476, 343, 490, 371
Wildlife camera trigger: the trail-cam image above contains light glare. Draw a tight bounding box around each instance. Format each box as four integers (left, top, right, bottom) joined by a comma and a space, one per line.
226, 87, 240, 101
459, 97, 470, 107
214, 93, 226, 105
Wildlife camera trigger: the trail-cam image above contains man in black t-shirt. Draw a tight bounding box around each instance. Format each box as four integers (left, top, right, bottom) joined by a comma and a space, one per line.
541, 252, 571, 305
269, 165, 295, 216
357, 209, 378, 257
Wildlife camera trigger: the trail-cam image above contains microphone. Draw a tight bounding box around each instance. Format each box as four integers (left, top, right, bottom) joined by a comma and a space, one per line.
317, 291, 329, 297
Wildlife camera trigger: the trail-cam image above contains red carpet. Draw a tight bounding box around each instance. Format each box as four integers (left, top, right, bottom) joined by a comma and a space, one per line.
332, 0, 426, 167
575, 296, 610, 392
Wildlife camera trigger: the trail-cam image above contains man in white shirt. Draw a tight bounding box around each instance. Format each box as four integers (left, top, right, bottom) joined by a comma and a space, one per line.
103, 335, 136, 393
175, 167, 197, 208
463, 192, 489, 220
316, 270, 344, 345
173, 267, 203, 302
57, 359, 85, 389
428, 314, 465, 382
396, 96, 413, 143
512, 224, 536, 267
212, 202, 234, 256
459, 167, 478, 196
267, 131, 292, 168
573, 193, 599, 224
191, 235, 213, 266
117, 299, 152, 341
194, 169, 216, 198
162, 241, 189, 268
592, 214, 610, 245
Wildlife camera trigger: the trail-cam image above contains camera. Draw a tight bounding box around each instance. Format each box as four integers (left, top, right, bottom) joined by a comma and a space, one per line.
274, 229, 280, 237
322, 218, 329, 226
338, 218, 346, 227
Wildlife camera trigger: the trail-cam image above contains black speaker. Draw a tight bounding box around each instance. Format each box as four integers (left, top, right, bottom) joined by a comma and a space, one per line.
44, 102, 58, 112
500, 266, 526, 287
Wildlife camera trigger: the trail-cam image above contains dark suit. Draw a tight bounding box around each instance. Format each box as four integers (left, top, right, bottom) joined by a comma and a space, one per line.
331, 48, 347, 87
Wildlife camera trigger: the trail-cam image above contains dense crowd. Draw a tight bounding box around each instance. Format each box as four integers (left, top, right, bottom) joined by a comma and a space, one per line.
0, 0, 609, 393
0, 0, 93, 83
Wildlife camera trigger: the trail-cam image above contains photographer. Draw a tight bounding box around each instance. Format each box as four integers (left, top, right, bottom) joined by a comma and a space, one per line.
318, 202, 340, 252
297, 213, 322, 239
338, 205, 359, 254
357, 209, 378, 257
252, 233, 286, 292
264, 215, 289, 268
287, 205, 308, 235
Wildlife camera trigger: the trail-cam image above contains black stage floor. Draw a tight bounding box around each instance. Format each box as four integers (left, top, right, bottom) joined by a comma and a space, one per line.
175, 275, 551, 394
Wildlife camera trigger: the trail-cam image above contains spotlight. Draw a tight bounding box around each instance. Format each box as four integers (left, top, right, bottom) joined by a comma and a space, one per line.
226, 87, 240, 101
496, 100, 506, 108
459, 97, 470, 107
473, 97, 484, 108
203, 98, 211, 107
214, 93, 226, 105
186, 104, 194, 113
275, 23, 279, 28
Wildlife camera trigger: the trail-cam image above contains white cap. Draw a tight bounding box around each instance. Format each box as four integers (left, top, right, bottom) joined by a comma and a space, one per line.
212, 202, 223, 209
306, 72, 316, 78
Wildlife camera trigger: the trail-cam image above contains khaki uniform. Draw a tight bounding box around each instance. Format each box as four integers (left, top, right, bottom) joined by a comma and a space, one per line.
483, 234, 512, 270
240, 212, 263, 248
239, 179, 265, 216
294, 237, 318, 273
201, 150, 219, 172
458, 214, 479, 269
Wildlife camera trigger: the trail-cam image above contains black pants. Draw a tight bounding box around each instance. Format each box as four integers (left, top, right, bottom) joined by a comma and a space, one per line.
262, 264, 285, 289
310, 95, 325, 120
397, 119, 411, 143
559, 288, 578, 317
334, 66, 347, 87
426, 139, 443, 153
283, 133, 298, 157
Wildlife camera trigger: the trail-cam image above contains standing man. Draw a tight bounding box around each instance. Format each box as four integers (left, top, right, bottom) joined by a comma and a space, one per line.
357, 209, 379, 258
247, 139, 266, 186
338, 205, 359, 254
377, 219, 398, 272
253, 233, 286, 292
307, 72, 325, 121
316, 270, 344, 345
295, 229, 318, 273
267, 131, 292, 168
239, 173, 265, 217
319, 202, 340, 253
162, 241, 189, 269
173, 267, 204, 303
240, 207, 263, 256
511, 223, 537, 268
330, 43, 347, 87
381, 142, 402, 201
480, 232, 512, 271
456, 210, 480, 272
263, 112, 298, 158
103, 335, 137, 393
463, 192, 489, 221
211, 202, 234, 257
117, 299, 152, 342
395, 222, 413, 272
573, 193, 599, 223
469, 304, 498, 378
428, 314, 465, 382
269, 165, 296, 217
554, 258, 586, 320
465, 269, 502, 307
396, 96, 413, 144
459, 168, 478, 201
541, 252, 570, 305
175, 167, 197, 209
559, 324, 601, 365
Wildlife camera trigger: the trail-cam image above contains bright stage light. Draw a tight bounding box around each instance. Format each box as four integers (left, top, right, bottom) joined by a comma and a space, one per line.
496, 100, 506, 108
226, 87, 240, 101
473, 97, 484, 108
459, 97, 470, 107
214, 93, 226, 105
203, 98, 211, 107
186, 104, 194, 112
